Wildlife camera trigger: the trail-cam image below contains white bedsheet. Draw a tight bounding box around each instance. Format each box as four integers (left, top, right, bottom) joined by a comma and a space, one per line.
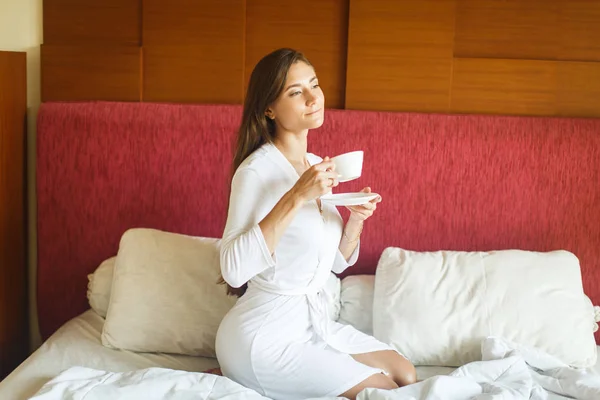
0, 310, 219, 400
359, 337, 600, 400
28, 337, 600, 400
2, 310, 600, 400
0, 310, 450, 400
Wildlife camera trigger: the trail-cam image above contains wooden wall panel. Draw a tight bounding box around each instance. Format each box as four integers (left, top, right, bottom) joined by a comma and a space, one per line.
41, 45, 142, 102
43, 0, 141, 45
143, 45, 243, 104
557, 62, 600, 118
37, 1, 600, 116
0, 51, 27, 378
451, 58, 557, 116
142, 0, 244, 103
455, 0, 559, 60
143, 0, 243, 46
346, 57, 453, 113
346, 0, 455, 112
559, 1, 600, 61
244, 0, 349, 109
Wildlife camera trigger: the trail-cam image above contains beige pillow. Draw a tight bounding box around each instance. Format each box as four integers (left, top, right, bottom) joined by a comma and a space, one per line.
373, 248, 598, 368
101, 228, 237, 357
339, 275, 375, 335
325, 271, 342, 321
87, 257, 115, 317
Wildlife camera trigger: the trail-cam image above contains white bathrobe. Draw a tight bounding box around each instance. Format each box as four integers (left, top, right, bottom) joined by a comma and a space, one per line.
215, 142, 395, 400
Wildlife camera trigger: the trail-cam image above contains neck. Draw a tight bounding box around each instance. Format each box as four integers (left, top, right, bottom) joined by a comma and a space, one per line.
273, 128, 309, 164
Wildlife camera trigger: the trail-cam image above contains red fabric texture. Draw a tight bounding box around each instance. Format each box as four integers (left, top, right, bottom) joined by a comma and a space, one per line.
37, 102, 600, 343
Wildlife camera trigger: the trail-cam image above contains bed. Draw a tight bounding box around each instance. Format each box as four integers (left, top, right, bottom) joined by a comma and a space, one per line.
1, 102, 599, 399
0, 311, 218, 399
6, 308, 598, 399
0, 309, 480, 399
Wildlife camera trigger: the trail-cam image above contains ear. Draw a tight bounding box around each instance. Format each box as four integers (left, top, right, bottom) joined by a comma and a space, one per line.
265, 108, 275, 120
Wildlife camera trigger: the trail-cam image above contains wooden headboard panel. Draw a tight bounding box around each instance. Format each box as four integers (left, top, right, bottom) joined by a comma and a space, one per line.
40, 0, 600, 118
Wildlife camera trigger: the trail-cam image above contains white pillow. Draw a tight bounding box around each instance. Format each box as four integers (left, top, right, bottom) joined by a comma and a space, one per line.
338, 275, 375, 335
373, 248, 598, 368
87, 257, 115, 318
101, 228, 237, 357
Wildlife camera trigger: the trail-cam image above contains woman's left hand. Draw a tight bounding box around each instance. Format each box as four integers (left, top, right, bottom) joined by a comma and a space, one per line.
346, 187, 382, 222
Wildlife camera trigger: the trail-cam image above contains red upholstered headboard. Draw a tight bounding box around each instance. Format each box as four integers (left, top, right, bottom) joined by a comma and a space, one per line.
37, 102, 600, 343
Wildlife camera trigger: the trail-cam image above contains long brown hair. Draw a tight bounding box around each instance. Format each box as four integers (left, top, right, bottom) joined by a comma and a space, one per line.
220, 48, 313, 297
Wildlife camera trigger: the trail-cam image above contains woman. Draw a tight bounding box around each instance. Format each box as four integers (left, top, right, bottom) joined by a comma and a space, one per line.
215, 48, 416, 400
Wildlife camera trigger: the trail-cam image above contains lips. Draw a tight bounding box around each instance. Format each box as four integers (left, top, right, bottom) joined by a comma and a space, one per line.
306, 109, 322, 116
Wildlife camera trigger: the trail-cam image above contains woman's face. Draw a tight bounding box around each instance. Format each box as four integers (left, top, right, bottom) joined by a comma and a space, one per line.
267, 61, 325, 134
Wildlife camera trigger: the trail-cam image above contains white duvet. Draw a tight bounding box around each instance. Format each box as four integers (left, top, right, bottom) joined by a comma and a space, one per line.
30, 337, 600, 400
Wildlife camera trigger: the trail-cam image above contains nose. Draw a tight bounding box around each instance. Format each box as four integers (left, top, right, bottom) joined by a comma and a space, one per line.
306, 91, 317, 107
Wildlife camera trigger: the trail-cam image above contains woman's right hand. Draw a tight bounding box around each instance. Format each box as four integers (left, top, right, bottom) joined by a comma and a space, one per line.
292, 157, 339, 202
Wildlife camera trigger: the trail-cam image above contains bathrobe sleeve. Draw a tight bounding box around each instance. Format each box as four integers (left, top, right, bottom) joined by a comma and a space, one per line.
220, 167, 276, 288
331, 240, 360, 274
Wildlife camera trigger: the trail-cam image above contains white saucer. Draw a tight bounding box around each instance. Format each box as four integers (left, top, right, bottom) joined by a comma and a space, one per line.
320, 192, 379, 206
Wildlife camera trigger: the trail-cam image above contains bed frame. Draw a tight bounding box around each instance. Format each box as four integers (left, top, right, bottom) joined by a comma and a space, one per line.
36, 102, 600, 342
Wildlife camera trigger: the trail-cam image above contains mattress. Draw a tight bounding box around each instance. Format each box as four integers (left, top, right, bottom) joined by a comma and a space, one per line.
0, 310, 219, 400
1, 310, 599, 399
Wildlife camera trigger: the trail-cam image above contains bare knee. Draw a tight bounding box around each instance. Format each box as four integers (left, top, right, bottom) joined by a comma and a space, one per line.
357, 351, 417, 388
339, 373, 398, 400
385, 355, 417, 387
395, 362, 417, 386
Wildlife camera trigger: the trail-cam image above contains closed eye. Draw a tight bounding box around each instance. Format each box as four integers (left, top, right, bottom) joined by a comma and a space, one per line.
289, 82, 319, 97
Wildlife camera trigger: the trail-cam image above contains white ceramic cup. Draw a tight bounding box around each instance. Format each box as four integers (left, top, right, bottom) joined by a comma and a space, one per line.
331, 150, 363, 182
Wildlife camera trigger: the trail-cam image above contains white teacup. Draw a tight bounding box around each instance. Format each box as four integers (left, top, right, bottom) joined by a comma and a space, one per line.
331, 151, 363, 182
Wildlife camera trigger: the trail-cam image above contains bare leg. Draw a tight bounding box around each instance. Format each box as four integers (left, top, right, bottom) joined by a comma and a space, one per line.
351, 350, 417, 387
338, 372, 398, 400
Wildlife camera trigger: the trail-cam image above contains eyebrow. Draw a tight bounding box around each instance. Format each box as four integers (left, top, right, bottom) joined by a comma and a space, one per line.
284, 76, 317, 91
